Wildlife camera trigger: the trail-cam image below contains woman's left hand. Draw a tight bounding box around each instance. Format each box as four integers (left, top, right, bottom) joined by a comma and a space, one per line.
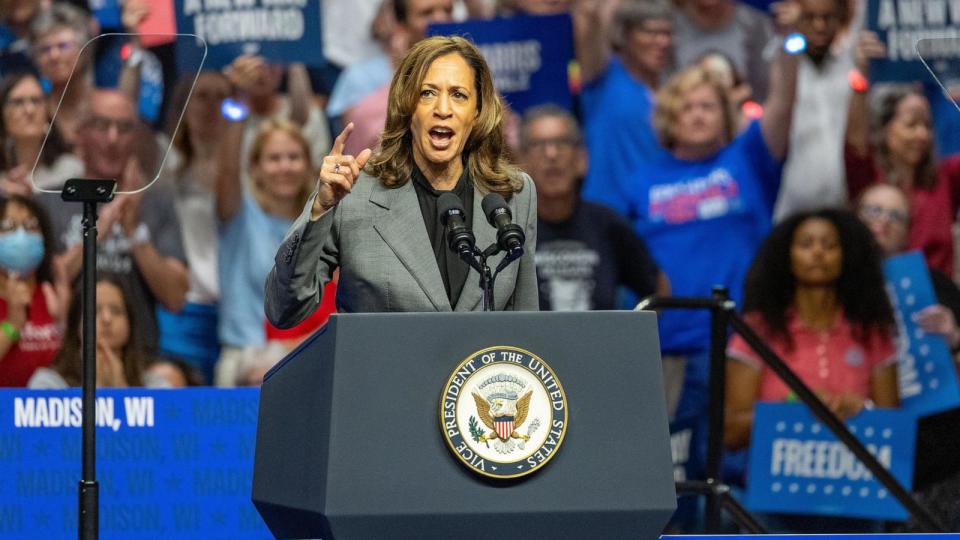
824, 392, 865, 420
917, 304, 960, 350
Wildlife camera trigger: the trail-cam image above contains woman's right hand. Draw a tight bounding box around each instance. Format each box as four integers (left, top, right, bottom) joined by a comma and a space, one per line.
0, 165, 32, 197
854, 31, 886, 75
96, 343, 128, 388
223, 54, 265, 95
314, 123, 372, 219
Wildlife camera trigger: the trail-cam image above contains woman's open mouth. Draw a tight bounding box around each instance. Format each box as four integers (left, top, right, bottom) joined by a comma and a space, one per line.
429, 126, 455, 149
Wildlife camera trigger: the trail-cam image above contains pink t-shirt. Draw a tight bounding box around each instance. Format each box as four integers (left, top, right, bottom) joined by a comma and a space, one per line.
727, 310, 896, 402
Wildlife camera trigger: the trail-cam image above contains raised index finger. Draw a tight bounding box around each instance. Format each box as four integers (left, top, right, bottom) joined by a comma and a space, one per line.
331, 122, 355, 156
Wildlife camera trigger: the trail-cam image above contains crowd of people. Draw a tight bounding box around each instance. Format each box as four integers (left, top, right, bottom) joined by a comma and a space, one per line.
2, 0, 960, 531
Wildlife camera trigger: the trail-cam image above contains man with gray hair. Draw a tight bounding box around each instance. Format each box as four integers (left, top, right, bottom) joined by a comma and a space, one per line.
574, 0, 674, 206
518, 104, 667, 312
38, 89, 188, 353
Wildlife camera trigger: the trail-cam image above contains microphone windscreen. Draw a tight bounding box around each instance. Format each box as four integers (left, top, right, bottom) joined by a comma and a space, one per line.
481, 193, 510, 224
438, 193, 466, 225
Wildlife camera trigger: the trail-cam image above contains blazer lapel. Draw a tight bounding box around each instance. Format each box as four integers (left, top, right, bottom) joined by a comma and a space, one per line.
371, 182, 451, 311
454, 187, 501, 311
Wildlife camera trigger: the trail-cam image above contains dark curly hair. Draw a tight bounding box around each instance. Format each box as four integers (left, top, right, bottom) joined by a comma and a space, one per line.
742, 208, 894, 348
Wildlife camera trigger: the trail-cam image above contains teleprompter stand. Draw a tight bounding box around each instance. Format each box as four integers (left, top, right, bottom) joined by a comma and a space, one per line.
61, 178, 117, 540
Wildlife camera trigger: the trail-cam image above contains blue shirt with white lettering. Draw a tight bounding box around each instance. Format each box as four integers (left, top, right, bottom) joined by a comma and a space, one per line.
584, 120, 782, 357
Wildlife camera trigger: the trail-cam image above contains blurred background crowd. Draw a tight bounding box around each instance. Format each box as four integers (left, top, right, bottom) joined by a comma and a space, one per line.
1, 0, 959, 532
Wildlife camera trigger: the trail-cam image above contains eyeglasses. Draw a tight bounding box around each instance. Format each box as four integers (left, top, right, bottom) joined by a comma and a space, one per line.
859, 204, 909, 226
4, 95, 44, 111
33, 39, 79, 58
523, 137, 578, 154
0, 218, 41, 234
88, 116, 136, 135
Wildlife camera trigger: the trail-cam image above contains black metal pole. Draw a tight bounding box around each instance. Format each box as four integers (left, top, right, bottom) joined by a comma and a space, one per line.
79, 200, 98, 540
729, 314, 946, 532
481, 263, 494, 311
704, 286, 732, 533
675, 480, 768, 534
62, 178, 115, 540
718, 488, 768, 534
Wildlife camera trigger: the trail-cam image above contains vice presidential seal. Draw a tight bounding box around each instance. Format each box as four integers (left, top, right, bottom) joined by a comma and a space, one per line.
439, 346, 568, 479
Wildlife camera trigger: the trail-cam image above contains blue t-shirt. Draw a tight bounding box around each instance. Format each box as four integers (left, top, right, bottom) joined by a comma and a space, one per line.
326, 52, 392, 118
218, 193, 295, 347
585, 121, 782, 356
581, 56, 664, 198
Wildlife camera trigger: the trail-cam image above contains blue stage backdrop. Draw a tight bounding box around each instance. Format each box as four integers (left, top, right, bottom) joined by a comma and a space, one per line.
884, 251, 960, 416
746, 403, 916, 520
428, 14, 574, 114
0, 388, 269, 539
174, 0, 323, 71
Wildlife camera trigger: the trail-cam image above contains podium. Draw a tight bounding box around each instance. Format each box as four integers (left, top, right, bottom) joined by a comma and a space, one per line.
252, 311, 676, 539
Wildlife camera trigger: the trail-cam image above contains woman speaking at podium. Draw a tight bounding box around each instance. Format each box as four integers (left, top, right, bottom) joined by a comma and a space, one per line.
264, 36, 538, 328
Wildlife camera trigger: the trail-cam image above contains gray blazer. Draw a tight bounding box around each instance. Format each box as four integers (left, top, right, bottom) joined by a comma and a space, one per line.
264, 172, 539, 328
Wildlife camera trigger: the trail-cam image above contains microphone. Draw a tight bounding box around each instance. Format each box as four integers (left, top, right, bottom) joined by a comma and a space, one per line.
480, 193, 526, 252
481, 193, 525, 253
438, 193, 475, 257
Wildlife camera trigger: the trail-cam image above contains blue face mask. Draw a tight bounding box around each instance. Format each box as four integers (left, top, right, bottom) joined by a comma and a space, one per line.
0, 228, 45, 275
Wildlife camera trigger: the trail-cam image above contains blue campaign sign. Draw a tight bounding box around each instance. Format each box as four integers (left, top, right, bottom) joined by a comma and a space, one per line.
670, 414, 700, 483
884, 251, 960, 416
0, 388, 269, 539
745, 403, 916, 520
0, 24, 15, 50
737, 0, 776, 13
867, 0, 960, 83
174, 0, 324, 71
428, 14, 574, 114
88, 0, 123, 30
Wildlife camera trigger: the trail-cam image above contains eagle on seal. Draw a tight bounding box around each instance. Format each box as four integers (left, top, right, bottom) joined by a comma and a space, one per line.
472, 390, 533, 443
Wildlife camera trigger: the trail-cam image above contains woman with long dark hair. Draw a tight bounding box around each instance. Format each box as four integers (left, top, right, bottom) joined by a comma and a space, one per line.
0, 71, 81, 192
724, 209, 899, 449
29, 274, 149, 388
845, 32, 960, 277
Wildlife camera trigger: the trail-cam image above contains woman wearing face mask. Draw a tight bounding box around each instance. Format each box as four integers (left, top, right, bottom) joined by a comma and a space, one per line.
0, 194, 65, 386
845, 32, 960, 277
724, 209, 899, 450
0, 71, 82, 193
29, 274, 150, 388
